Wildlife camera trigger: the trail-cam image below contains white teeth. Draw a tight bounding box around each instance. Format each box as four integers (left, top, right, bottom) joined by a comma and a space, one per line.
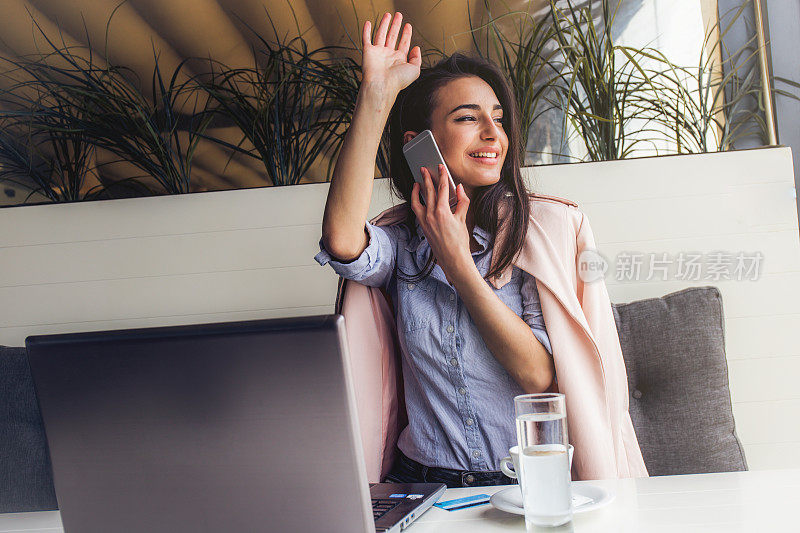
469, 152, 497, 158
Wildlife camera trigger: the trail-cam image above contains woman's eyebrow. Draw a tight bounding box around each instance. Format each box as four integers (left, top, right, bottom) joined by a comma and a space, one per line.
447, 103, 503, 115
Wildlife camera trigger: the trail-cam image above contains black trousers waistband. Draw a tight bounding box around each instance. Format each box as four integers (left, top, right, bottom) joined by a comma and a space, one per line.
384, 450, 518, 488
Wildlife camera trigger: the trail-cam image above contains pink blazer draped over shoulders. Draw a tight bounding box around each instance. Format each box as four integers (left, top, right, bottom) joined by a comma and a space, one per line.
335, 193, 648, 482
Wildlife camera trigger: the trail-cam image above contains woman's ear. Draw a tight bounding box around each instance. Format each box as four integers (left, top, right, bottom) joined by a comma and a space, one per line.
403, 131, 419, 145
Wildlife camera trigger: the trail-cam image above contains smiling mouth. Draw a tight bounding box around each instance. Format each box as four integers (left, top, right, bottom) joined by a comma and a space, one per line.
468, 152, 499, 159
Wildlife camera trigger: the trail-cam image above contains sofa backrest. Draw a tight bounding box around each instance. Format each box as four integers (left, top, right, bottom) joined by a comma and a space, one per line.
0, 346, 57, 512
0, 147, 796, 475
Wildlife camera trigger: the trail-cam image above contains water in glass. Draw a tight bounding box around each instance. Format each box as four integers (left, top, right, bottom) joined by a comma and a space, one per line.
516, 412, 572, 527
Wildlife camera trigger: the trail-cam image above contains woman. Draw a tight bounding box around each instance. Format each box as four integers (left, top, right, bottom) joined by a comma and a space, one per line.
316, 12, 646, 487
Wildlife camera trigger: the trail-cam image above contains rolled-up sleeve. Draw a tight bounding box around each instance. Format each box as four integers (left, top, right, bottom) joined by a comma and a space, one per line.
314, 222, 398, 289
520, 270, 553, 355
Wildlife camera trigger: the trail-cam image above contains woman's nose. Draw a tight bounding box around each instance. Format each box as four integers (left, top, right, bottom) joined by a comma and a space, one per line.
481, 118, 499, 139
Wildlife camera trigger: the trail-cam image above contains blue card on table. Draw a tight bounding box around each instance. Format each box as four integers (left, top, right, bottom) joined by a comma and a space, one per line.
433, 494, 491, 511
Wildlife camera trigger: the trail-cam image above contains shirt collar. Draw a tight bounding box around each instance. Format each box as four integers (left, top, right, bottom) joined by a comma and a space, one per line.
405, 219, 493, 263
472, 224, 492, 251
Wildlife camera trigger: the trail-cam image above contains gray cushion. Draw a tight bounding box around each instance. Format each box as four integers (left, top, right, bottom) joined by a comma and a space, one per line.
0, 346, 57, 512
613, 287, 747, 476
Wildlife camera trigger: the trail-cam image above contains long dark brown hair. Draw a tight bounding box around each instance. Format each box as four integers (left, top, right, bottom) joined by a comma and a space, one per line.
387, 53, 530, 283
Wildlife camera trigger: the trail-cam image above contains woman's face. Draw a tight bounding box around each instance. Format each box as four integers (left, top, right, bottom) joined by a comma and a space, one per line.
405, 76, 508, 199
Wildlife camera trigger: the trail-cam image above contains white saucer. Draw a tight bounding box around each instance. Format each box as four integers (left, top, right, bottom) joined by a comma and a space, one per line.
490, 484, 614, 515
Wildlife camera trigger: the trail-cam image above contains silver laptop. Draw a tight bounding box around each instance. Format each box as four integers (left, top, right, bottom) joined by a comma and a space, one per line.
26, 315, 446, 533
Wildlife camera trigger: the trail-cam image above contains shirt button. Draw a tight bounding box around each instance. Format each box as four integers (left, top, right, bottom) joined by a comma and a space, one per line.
458, 387, 466, 396
446, 325, 454, 333
472, 449, 481, 458
466, 417, 474, 426
449, 358, 459, 367
632, 389, 643, 399
449, 293, 455, 301
407, 283, 415, 290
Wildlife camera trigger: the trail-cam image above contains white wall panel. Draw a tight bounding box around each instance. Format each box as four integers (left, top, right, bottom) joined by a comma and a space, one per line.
728, 357, 800, 403
733, 400, 800, 445
725, 315, 800, 360
0, 225, 324, 287
742, 442, 800, 470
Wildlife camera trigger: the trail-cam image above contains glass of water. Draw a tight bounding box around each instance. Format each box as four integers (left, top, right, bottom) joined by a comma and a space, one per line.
514, 393, 572, 528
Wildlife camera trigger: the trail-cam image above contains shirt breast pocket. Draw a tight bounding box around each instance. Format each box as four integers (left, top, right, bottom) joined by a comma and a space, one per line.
398, 277, 436, 332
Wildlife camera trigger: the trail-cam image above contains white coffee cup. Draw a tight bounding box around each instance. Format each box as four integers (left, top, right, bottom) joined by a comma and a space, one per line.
500, 444, 574, 480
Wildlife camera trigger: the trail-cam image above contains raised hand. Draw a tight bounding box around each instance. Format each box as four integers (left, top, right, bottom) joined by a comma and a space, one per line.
361, 12, 422, 98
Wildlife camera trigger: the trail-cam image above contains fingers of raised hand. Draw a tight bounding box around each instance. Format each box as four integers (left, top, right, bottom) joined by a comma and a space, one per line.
397, 23, 412, 56
362, 20, 371, 48
385, 12, 403, 49
375, 12, 392, 47
408, 45, 422, 67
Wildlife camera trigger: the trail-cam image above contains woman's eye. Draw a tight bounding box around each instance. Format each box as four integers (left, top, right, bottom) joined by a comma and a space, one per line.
455, 115, 503, 124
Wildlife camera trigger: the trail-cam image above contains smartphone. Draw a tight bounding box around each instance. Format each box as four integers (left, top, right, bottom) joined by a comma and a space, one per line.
402, 129, 459, 210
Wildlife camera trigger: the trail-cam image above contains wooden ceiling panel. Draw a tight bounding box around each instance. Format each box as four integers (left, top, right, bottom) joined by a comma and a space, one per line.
394, 0, 483, 54
25, 0, 193, 87
0, 1, 89, 61
128, 0, 254, 71
303, 0, 397, 50
0, 0, 558, 194
219, 0, 326, 53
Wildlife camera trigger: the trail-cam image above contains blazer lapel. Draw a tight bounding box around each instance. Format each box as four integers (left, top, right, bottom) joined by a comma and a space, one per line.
488, 201, 596, 347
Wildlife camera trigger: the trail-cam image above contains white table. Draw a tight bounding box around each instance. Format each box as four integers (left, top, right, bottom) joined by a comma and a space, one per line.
2, 469, 797, 532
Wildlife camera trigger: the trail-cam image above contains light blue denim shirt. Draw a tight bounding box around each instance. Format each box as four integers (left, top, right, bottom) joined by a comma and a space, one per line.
314, 220, 552, 471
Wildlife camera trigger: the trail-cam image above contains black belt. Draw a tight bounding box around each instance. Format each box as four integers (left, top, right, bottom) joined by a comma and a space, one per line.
392, 451, 518, 488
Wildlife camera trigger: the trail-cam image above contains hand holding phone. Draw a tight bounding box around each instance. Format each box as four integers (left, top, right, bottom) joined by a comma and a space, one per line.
405, 131, 473, 286
402, 130, 458, 211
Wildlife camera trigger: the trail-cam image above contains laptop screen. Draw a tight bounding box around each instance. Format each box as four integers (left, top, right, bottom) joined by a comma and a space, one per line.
26, 315, 374, 533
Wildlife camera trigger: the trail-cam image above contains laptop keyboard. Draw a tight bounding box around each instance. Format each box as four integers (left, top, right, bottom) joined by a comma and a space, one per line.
372, 498, 401, 520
